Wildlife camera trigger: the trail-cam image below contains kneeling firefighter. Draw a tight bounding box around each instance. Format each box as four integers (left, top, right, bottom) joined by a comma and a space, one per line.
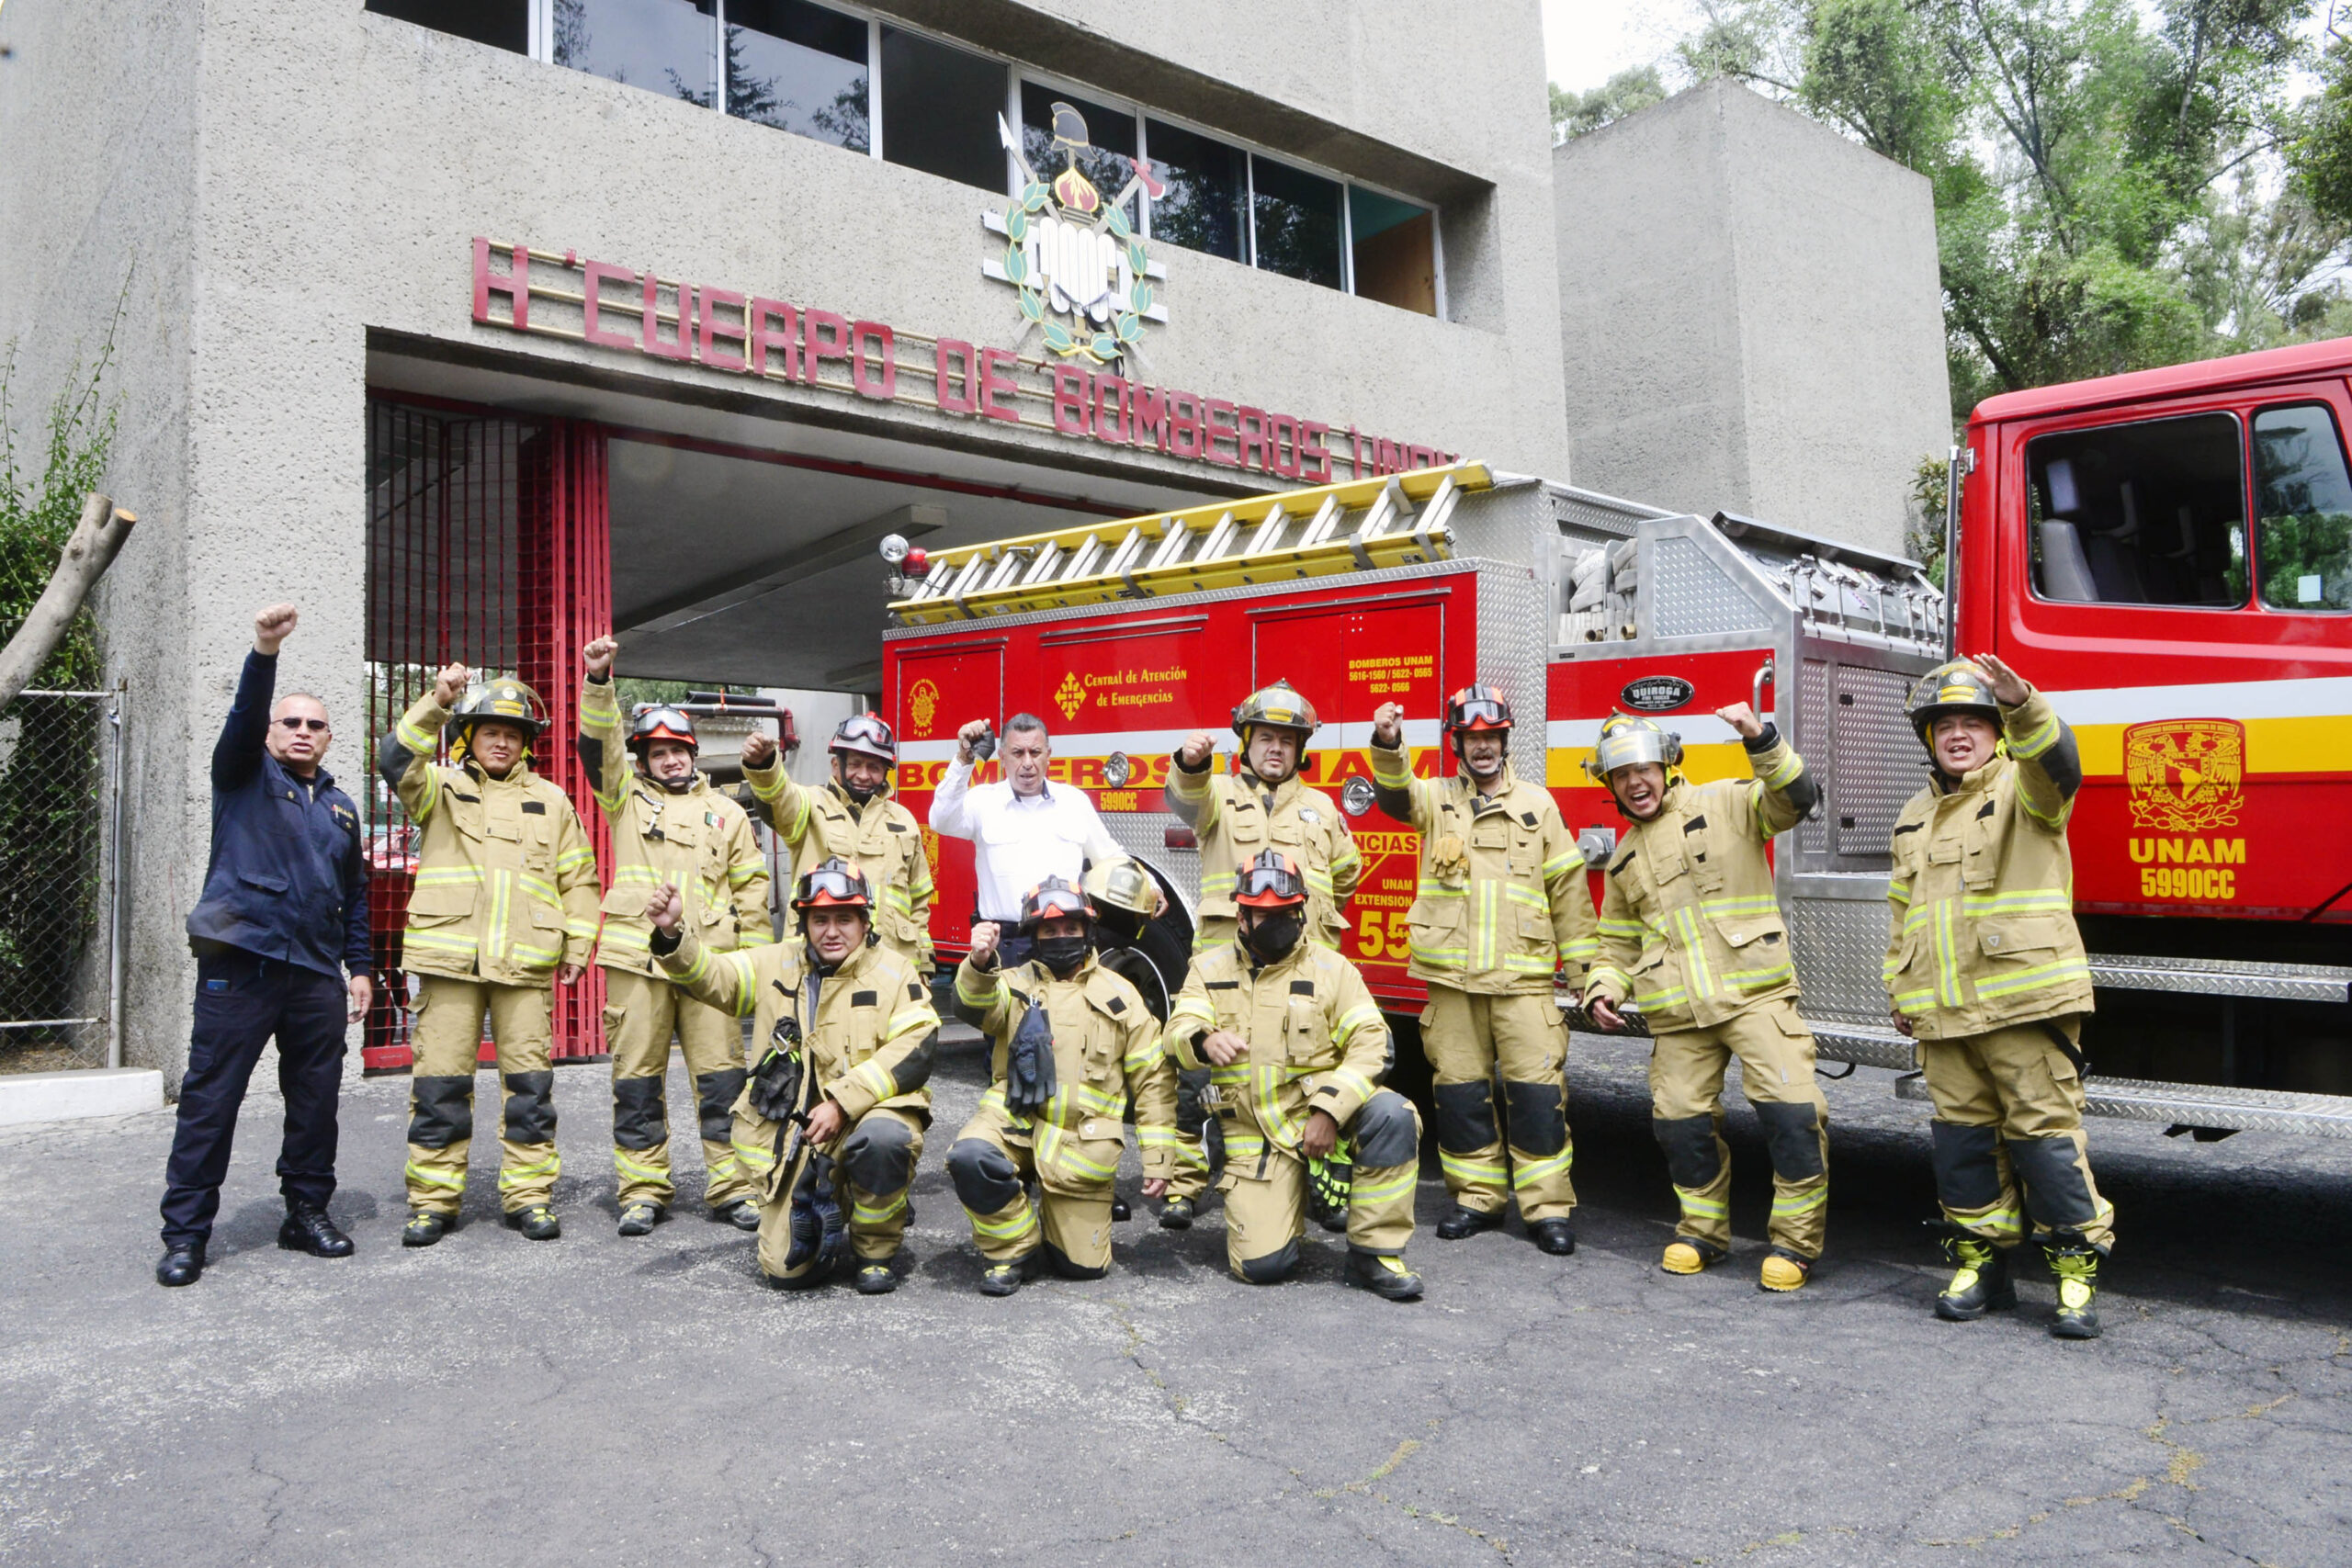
647, 858, 938, 1293
1083, 859, 1213, 1228
1165, 851, 1426, 1300
1582, 704, 1830, 1292
947, 876, 1179, 1295
1886, 655, 2110, 1339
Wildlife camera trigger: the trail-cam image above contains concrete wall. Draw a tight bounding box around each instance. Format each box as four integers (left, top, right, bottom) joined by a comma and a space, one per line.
2, 0, 1565, 1084
0, 0, 203, 1089
1555, 80, 1950, 557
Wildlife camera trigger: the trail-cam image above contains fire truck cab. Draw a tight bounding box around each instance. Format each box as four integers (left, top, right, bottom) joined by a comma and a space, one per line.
881, 340, 2352, 1138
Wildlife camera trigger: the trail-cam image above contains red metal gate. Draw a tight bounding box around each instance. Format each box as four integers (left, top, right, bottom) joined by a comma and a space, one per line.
362, 398, 614, 1069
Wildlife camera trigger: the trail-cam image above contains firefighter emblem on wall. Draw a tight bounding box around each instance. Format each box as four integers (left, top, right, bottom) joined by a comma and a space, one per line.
2125, 717, 2245, 831
1054, 672, 1088, 720
907, 678, 941, 738
984, 103, 1169, 371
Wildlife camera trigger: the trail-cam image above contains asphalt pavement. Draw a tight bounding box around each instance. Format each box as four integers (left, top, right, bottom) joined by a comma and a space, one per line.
3, 1026, 2348, 1567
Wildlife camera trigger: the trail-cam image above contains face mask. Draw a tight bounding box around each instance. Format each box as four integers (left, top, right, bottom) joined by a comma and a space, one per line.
659, 773, 693, 795
1036, 933, 1091, 976
1243, 909, 1306, 964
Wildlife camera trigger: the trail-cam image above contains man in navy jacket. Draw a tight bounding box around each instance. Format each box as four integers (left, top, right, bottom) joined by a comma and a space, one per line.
157, 604, 372, 1286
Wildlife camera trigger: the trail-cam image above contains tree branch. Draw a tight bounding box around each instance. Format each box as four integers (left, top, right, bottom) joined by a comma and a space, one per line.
0, 493, 135, 709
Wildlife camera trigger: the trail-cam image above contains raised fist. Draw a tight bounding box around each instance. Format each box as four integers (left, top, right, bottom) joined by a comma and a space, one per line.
253, 604, 299, 655
1178, 730, 1216, 769
741, 730, 778, 770
645, 881, 684, 933
967, 920, 1001, 964
1713, 702, 1763, 740
1371, 703, 1404, 747
582, 636, 618, 679
433, 663, 471, 707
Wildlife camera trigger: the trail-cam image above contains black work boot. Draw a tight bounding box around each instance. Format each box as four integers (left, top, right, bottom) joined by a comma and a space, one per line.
716, 1198, 762, 1232
1159, 1196, 1195, 1231
978, 1250, 1037, 1297
401, 1211, 449, 1248
1434, 1204, 1503, 1241
2043, 1231, 2104, 1340
1345, 1251, 1425, 1302
616, 1201, 662, 1236
278, 1201, 355, 1258
509, 1204, 561, 1241
854, 1257, 900, 1295
156, 1242, 206, 1287
1933, 1226, 2017, 1321
1529, 1219, 1577, 1256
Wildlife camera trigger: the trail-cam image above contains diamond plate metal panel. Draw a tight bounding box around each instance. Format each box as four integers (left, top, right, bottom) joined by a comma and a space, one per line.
1475, 558, 1551, 783
1807, 1024, 1917, 1071
2089, 953, 2352, 1004
1796, 657, 1829, 864
1828, 664, 1921, 864
1894, 1071, 2352, 1137
1101, 809, 1196, 913
1788, 894, 1896, 1023
1653, 535, 1771, 638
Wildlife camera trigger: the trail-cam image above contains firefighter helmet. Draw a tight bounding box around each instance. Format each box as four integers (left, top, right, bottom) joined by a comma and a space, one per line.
1081, 859, 1159, 919
1017, 875, 1091, 931
829, 712, 898, 765
449, 677, 548, 741
1230, 679, 1320, 740
1905, 660, 2004, 746
1233, 849, 1309, 908
791, 857, 873, 912
1445, 683, 1513, 735
1583, 712, 1684, 781
627, 704, 697, 756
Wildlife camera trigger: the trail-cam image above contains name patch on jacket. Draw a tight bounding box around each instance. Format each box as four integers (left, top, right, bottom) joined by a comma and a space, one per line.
521, 800, 548, 815
851, 990, 878, 1008
1289, 980, 1316, 996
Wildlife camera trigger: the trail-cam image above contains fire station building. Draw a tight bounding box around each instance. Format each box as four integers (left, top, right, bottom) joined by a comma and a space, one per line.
0, 1, 1945, 1082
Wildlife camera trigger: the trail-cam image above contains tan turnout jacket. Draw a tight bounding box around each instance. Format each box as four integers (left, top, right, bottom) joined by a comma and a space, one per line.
746, 755, 935, 966
1166, 760, 1362, 945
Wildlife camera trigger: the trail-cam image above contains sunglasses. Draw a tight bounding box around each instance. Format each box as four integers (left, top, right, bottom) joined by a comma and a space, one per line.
275, 716, 330, 733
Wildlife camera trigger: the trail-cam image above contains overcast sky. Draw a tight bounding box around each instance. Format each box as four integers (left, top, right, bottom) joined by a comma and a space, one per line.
1542, 0, 1692, 96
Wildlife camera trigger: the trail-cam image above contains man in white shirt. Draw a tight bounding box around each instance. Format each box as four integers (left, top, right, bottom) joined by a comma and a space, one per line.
931, 712, 1133, 967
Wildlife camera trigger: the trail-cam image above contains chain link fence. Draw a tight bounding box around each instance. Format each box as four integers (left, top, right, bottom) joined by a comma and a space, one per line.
0, 689, 124, 1074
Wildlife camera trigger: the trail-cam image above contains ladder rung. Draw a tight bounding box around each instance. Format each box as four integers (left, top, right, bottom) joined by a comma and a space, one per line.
1147, 521, 1191, 570
1102, 526, 1146, 580
1061, 536, 1102, 581
1020, 544, 1064, 586
1299, 494, 1344, 546
983, 552, 1025, 592
1195, 511, 1238, 562
1243, 503, 1290, 556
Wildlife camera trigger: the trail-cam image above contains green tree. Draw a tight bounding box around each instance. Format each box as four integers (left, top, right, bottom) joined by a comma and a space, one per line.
1550, 64, 1669, 141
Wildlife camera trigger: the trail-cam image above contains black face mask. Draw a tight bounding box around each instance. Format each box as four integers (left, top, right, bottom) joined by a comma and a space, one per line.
1242, 908, 1306, 965
658, 773, 694, 795
1036, 933, 1091, 976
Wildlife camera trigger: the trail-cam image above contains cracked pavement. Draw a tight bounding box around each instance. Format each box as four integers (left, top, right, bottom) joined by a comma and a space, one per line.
3, 1027, 2348, 1566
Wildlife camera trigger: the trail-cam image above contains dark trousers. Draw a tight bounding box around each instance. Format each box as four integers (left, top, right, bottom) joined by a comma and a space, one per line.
160, 950, 350, 1247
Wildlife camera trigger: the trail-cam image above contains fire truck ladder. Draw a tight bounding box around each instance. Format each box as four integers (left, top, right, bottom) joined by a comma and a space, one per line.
887, 462, 1490, 626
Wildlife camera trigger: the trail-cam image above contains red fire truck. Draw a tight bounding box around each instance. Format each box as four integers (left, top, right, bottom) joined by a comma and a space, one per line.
881, 339, 2352, 1138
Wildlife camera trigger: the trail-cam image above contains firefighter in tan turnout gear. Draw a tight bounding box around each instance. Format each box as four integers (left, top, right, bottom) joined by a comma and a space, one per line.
947, 877, 1179, 1295
1168, 679, 1363, 953
1582, 705, 1830, 1292
1888, 655, 2110, 1339
1165, 851, 1425, 1300
380, 668, 599, 1247
742, 712, 935, 968
577, 637, 771, 1236
1370, 684, 1596, 1255
649, 858, 939, 1293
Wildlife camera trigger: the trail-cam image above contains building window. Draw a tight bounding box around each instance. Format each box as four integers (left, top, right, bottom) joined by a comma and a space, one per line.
1250, 156, 1343, 290
2253, 404, 2352, 611
553, 0, 718, 105
723, 0, 868, 150
368, 0, 530, 52
1144, 118, 1247, 264
2025, 415, 2247, 607
1020, 83, 1139, 225
1350, 186, 1436, 317
878, 28, 1008, 192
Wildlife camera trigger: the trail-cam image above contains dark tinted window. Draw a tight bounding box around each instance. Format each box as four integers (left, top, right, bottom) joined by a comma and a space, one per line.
368, 0, 528, 52
879, 28, 1007, 192
2253, 404, 2352, 611
1251, 156, 1343, 289
2026, 415, 2247, 607
1145, 118, 1245, 263
553, 0, 716, 104
725, 0, 867, 150
1021, 84, 1138, 223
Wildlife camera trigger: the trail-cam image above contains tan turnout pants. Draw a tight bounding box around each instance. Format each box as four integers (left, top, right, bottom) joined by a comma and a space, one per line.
948, 1100, 1115, 1277
1648, 998, 1829, 1260
403, 975, 559, 1215
602, 968, 753, 1212
1420, 988, 1577, 1221
1919, 1016, 2112, 1251
1221, 1089, 1421, 1283
738, 1103, 926, 1277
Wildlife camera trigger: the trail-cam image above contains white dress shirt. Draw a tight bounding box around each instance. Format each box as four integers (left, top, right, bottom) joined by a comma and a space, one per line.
929, 759, 1125, 920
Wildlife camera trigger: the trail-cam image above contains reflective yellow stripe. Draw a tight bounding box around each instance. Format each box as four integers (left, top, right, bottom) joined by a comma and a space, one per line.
1771, 1185, 1827, 1215
852, 1192, 908, 1224
1961, 889, 2071, 914
1331, 1004, 1382, 1043
1125, 1042, 1166, 1074
1137, 1125, 1183, 1148
1973, 957, 2090, 999
1675, 906, 1713, 998
1542, 848, 1584, 877
414, 866, 484, 885
404, 1161, 466, 1190
2007, 711, 2058, 758
1724, 959, 1794, 988
967, 1201, 1038, 1241
614, 1151, 668, 1184
1440, 1151, 1506, 1185
395, 718, 436, 753
1510, 1149, 1572, 1188
732, 1138, 775, 1171
1329, 1066, 1375, 1104
401, 928, 480, 956
498, 1155, 560, 1188
1350, 1167, 1416, 1203
1675, 1188, 1728, 1219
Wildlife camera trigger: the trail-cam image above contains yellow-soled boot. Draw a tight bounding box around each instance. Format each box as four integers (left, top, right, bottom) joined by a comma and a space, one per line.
1758, 1247, 1812, 1292
1661, 1236, 1726, 1275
